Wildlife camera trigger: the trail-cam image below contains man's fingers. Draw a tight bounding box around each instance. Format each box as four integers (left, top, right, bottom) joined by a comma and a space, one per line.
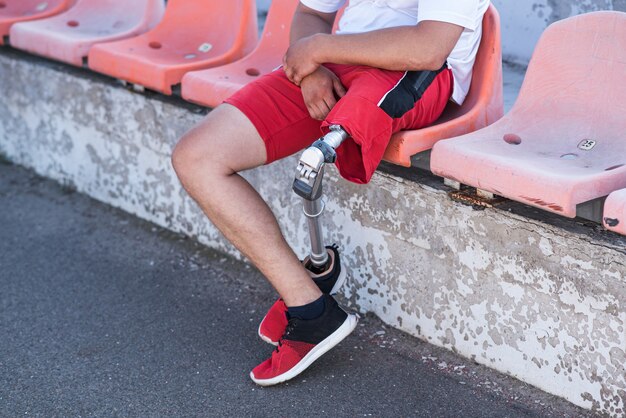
315, 102, 328, 120
319, 100, 333, 120
285, 67, 302, 86
306, 103, 322, 120
332, 78, 347, 98
300, 67, 345, 119
323, 94, 337, 112
312, 101, 332, 121
282, 57, 298, 85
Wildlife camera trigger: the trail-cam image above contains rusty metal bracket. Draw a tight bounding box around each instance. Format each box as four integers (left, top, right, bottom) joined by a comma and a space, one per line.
448, 188, 506, 209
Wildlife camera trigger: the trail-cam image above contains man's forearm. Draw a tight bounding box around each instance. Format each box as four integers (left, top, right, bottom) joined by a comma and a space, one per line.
283, 19, 465, 85
311, 23, 461, 72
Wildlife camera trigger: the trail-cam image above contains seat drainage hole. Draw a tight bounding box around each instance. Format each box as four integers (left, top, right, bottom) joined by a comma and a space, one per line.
246, 68, 261, 77
0, 2, 6, 9
67, 20, 79, 27
503, 133, 521, 145
605, 164, 624, 171
149, 41, 162, 49
560, 153, 578, 160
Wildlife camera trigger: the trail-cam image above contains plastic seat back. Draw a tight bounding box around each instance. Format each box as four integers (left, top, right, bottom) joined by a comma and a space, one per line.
9, 0, 164, 66
88, 0, 257, 94
383, 4, 503, 166
431, 12, 626, 218
508, 11, 626, 128
0, 0, 74, 45
248, 0, 298, 61
181, 0, 299, 107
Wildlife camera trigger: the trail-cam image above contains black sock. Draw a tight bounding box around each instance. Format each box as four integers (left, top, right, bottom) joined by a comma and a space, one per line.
287, 295, 325, 320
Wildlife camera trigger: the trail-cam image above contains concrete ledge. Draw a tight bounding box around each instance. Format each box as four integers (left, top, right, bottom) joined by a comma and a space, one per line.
1, 49, 624, 416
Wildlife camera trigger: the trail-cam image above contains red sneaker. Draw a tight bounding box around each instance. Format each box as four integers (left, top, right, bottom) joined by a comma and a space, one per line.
250, 294, 358, 386
257, 298, 288, 345
258, 245, 346, 345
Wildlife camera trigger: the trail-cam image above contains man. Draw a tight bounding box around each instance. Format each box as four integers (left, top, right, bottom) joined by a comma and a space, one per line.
172, 0, 489, 386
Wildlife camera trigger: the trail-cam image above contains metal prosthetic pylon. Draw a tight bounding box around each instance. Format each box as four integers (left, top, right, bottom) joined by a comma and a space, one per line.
292, 125, 349, 270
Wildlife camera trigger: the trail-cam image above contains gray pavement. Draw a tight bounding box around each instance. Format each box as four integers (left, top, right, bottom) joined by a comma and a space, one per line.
0, 161, 592, 417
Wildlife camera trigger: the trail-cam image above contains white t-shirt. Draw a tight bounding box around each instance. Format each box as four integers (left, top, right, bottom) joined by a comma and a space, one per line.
300, 0, 490, 105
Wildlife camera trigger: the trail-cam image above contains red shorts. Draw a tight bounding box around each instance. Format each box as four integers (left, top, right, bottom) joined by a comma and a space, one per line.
225, 64, 453, 184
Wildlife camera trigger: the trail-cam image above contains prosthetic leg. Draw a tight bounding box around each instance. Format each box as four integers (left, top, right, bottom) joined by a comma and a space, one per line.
292, 125, 349, 271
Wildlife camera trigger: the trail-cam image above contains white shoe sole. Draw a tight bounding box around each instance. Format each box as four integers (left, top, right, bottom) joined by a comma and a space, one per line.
257, 261, 349, 346
250, 313, 358, 386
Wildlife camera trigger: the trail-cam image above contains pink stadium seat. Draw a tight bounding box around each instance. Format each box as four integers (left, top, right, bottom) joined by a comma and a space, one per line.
383, 4, 503, 166
0, 0, 74, 45
603, 190, 626, 236
87, 0, 258, 95
181, 0, 298, 108
431, 11, 626, 218
9, 0, 165, 67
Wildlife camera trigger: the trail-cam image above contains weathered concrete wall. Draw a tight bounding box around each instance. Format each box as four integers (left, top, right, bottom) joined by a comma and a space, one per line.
0, 52, 625, 416
254, 0, 626, 65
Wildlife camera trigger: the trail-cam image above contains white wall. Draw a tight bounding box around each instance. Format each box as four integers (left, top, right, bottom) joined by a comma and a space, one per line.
491, 0, 624, 65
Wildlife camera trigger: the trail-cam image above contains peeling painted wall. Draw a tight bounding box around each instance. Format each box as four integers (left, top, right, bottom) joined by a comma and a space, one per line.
0, 54, 625, 416
255, 0, 626, 65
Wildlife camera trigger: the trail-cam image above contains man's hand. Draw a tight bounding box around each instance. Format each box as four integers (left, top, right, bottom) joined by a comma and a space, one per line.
283, 34, 326, 86
300, 66, 346, 121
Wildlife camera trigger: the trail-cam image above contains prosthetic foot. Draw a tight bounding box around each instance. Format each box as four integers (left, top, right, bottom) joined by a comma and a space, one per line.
293, 125, 349, 270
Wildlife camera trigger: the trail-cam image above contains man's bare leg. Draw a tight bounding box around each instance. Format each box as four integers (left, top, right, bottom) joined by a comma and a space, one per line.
172, 104, 322, 307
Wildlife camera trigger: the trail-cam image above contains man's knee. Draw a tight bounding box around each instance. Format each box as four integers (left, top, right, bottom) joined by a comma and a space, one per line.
172, 128, 203, 180
172, 105, 267, 187
171, 119, 225, 193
